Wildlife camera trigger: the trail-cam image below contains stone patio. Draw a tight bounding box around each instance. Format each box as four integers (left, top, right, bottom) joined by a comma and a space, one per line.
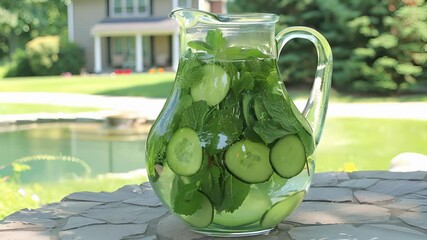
1, 171, 427, 240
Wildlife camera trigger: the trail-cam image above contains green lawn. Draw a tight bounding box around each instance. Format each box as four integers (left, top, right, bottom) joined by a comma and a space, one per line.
0, 73, 176, 98
1, 73, 427, 102
316, 117, 427, 172
0, 103, 103, 115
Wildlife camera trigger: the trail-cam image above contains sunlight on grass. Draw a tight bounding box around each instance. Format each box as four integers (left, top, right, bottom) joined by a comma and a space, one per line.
316, 117, 427, 172
0, 73, 176, 98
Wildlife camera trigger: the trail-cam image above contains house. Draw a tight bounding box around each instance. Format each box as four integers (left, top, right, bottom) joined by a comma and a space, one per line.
67, 0, 227, 73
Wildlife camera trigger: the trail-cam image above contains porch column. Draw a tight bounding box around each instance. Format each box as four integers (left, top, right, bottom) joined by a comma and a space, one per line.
172, 33, 179, 71
135, 34, 143, 72
67, 1, 74, 42
94, 35, 102, 73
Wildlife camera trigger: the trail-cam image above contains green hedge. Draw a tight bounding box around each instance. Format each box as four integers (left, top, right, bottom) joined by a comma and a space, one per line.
6, 35, 84, 77
229, 0, 427, 94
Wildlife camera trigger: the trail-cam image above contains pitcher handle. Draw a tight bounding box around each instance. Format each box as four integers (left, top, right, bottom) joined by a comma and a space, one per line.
276, 27, 333, 145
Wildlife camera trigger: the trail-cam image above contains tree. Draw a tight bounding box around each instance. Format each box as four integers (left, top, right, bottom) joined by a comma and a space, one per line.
0, 0, 68, 59
228, 0, 427, 94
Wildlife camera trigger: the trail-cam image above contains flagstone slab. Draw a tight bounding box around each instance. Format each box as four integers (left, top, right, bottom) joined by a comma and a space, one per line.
123, 189, 163, 207
37, 201, 101, 218
286, 202, 390, 224
289, 224, 427, 240
0, 230, 52, 240
338, 178, 379, 189
81, 204, 168, 224
354, 190, 394, 204
157, 215, 205, 240
59, 223, 148, 240
351, 171, 427, 180
64, 191, 134, 203
311, 172, 350, 186
367, 180, 427, 196
384, 198, 427, 211
398, 212, 427, 230
0, 221, 46, 231
304, 187, 354, 202
62, 216, 105, 230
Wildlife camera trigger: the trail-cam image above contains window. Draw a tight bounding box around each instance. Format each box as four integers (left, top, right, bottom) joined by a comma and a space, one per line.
126, 0, 133, 14
110, 0, 149, 17
138, 0, 147, 13
178, 0, 193, 7
178, 0, 192, 8
114, 0, 121, 15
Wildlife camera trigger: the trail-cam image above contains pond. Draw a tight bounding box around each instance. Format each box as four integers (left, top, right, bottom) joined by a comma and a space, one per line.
0, 122, 149, 183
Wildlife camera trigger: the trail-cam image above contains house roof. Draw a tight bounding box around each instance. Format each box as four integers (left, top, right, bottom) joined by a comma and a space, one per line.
91, 17, 178, 36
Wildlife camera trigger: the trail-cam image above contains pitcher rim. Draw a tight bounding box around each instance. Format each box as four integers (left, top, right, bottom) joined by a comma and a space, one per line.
170, 8, 279, 25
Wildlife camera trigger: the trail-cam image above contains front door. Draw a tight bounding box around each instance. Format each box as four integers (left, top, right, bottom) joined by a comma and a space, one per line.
111, 36, 152, 70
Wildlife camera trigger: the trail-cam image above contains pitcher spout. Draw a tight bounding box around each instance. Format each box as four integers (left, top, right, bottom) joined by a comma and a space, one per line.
169, 8, 221, 29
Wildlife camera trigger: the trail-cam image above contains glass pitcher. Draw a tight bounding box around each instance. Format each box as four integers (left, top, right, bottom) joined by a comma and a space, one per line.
146, 8, 332, 237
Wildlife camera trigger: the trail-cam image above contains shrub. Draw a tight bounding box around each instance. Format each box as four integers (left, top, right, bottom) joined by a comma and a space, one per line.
56, 42, 85, 75
5, 48, 34, 77
25, 35, 61, 76
22, 35, 84, 76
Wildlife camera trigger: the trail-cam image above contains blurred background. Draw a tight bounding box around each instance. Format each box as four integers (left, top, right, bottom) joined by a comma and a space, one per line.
0, 0, 426, 219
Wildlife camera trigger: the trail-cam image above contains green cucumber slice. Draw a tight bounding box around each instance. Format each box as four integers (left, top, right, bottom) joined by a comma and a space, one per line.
181, 191, 214, 228
260, 191, 305, 228
191, 64, 230, 106
213, 188, 272, 227
225, 140, 273, 183
270, 134, 306, 178
167, 128, 203, 176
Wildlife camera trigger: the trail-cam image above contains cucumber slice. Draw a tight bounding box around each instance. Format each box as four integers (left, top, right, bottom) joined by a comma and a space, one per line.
270, 134, 306, 178
167, 128, 203, 176
260, 191, 305, 228
225, 140, 273, 183
181, 191, 214, 228
213, 188, 272, 227
191, 64, 230, 106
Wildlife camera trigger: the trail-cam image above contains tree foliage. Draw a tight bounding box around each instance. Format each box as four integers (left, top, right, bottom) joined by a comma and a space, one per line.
0, 0, 68, 59
229, 0, 427, 94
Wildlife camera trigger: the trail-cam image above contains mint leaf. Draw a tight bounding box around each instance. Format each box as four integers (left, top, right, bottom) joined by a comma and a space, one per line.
220, 47, 270, 60
171, 176, 202, 216
253, 119, 297, 144
243, 58, 275, 80
188, 40, 213, 52
260, 93, 302, 132
200, 109, 243, 154
180, 101, 210, 131
218, 171, 250, 213
200, 165, 223, 208
206, 29, 227, 55
243, 125, 263, 143
178, 58, 203, 88
253, 96, 269, 121
232, 72, 255, 96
